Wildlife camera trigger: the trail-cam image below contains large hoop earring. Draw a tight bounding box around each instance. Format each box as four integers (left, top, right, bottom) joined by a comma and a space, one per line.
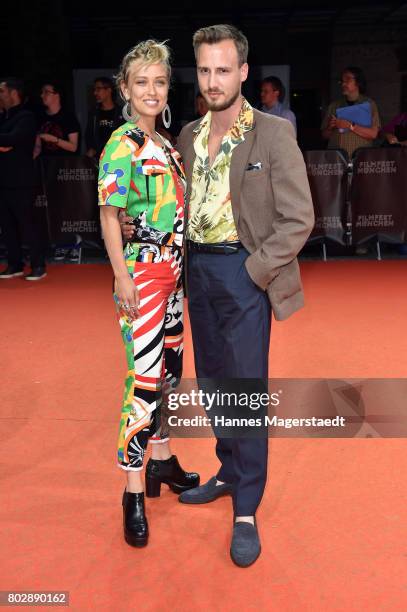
122, 100, 138, 123
162, 104, 171, 129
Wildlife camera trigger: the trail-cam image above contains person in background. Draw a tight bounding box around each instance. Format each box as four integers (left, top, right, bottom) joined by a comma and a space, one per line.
260, 75, 297, 134
381, 110, 407, 255
321, 66, 380, 158
36, 81, 80, 158
36, 80, 81, 262
195, 91, 208, 118
85, 76, 123, 160
0, 78, 47, 280
381, 110, 407, 146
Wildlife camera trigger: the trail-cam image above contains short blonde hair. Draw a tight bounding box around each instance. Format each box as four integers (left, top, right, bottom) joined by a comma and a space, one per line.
115, 39, 171, 94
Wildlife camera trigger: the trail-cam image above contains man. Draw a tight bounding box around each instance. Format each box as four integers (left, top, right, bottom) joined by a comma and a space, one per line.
36, 81, 81, 262
260, 75, 297, 133
122, 24, 314, 567
85, 76, 123, 160
321, 66, 380, 159
0, 78, 47, 280
36, 81, 80, 158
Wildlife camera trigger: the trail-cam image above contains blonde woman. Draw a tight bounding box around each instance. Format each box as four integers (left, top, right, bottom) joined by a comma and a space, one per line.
99, 40, 199, 548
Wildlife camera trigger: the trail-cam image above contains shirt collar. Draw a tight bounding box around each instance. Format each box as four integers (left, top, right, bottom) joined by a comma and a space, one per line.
262, 101, 283, 114
193, 97, 255, 141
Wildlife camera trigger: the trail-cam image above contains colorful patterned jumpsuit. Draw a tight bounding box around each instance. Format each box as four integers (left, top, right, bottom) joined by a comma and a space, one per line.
98, 122, 185, 471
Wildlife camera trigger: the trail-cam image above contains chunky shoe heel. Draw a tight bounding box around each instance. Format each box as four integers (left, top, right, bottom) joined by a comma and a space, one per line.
145, 476, 162, 498
145, 455, 200, 495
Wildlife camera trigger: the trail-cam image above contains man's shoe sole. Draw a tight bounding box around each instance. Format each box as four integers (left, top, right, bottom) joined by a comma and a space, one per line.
0, 271, 24, 279
25, 273, 47, 281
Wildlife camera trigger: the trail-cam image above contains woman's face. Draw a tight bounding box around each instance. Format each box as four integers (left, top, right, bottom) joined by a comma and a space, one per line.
122, 62, 169, 122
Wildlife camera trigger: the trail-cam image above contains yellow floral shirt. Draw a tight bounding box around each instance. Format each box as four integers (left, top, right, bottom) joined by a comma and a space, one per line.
187, 98, 254, 243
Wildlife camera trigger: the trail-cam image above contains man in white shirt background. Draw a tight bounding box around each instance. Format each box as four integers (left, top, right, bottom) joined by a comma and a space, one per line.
260, 75, 297, 135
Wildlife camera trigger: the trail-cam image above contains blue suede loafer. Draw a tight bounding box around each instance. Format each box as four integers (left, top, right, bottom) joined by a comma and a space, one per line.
178, 476, 233, 504
230, 519, 261, 567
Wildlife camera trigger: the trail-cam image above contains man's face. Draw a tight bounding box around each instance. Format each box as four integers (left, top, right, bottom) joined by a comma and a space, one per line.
0, 83, 13, 110
94, 81, 112, 105
340, 71, 359, 98
41, 84, 59, 108
260, 82, 280, 109
196, 40, 248, 112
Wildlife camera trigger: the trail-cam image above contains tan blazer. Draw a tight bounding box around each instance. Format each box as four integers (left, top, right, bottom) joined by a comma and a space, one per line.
177, 108, 315, 321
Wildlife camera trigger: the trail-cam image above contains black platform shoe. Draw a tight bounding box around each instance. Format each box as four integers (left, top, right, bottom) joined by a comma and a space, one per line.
122, 490, 149, 547
145, 455, 200, 497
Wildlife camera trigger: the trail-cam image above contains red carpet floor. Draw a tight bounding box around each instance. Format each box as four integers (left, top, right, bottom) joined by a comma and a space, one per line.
1, 261, 407, 611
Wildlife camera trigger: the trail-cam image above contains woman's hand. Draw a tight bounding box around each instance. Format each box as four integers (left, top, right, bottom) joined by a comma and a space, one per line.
330, 117, 352, 130
118, 210, 136, 242
114, 275, 140, 320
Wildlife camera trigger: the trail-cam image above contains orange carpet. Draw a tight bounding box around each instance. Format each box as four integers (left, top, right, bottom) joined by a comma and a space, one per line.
1, 261, 407, 611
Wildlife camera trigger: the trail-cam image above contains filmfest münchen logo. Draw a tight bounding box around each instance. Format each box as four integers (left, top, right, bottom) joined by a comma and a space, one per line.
57, 168, 96, 181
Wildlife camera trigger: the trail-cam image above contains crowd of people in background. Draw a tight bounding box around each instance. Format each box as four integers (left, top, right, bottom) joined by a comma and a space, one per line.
0, 66, 406, 280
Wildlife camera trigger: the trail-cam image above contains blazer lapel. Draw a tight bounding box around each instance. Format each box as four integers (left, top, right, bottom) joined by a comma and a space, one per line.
230, 127, 256, 226
183, 138, 196, 209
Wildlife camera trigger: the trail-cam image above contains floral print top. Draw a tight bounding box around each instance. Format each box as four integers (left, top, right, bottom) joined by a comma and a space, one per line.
187, 98, 254, 243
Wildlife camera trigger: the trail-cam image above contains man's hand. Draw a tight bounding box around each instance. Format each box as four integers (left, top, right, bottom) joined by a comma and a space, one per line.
118, 210, 136, 242
0, 146, 12, 152
39, 133, 57, 143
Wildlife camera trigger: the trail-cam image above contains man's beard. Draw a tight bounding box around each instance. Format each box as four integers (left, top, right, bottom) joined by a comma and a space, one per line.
204, 88, 241, 112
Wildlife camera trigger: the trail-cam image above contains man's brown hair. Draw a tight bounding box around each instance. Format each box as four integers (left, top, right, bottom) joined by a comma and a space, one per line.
192, 24, 248, 67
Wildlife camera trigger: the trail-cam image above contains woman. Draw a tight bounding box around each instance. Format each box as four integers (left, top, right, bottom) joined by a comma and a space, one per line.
98, 40, 199, 548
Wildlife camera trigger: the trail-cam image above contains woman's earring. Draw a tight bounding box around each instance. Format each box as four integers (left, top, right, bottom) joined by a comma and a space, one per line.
162, 104, 171, 129
122, 100, 134, 122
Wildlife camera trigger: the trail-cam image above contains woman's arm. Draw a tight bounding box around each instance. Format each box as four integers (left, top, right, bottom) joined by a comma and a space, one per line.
100, 205, 140, 319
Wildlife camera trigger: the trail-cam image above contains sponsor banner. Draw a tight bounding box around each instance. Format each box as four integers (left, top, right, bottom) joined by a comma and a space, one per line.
158, 378, 407, 438
304, 150, 348, 245
41, 156, 100, 243
351, 147, 407, 243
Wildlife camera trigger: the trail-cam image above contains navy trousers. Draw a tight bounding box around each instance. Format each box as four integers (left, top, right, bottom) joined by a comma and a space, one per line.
187, 247, 271, 516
